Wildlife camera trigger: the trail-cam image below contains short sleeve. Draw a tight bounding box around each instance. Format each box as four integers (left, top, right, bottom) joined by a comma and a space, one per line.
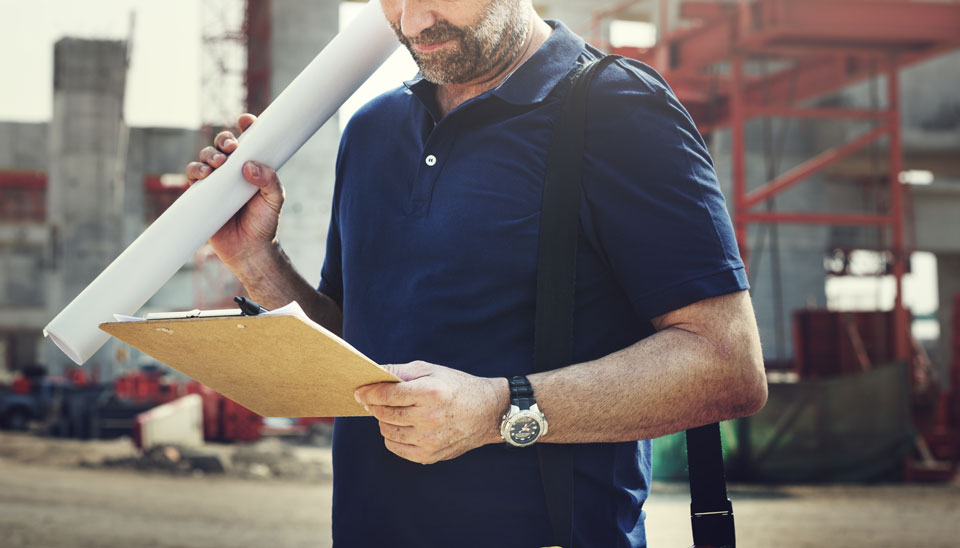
317, 140, 347, 308
579, 59, 748, 320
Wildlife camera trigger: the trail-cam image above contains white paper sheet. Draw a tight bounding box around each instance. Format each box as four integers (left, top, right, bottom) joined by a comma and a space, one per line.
44, 0, 399, 365
113, 302, 305, 323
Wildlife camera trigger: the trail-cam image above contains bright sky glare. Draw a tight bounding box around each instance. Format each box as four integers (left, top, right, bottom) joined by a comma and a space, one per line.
0, 2, 653, 129
0, 1, 416, 130
1, 0, 202, 128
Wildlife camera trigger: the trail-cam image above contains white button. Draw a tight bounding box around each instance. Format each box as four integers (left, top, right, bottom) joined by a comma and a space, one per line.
425, 154, 437, 166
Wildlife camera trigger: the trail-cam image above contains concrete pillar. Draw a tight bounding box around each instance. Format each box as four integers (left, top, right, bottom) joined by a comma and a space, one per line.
268, 0, 341, 286
43, 39, 129, 374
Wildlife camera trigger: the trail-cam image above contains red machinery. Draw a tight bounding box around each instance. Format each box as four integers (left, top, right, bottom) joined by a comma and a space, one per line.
185, 381, 262, 443
113, 368, 182, 405
793, 309, 895, 379
114, 370, 262, 442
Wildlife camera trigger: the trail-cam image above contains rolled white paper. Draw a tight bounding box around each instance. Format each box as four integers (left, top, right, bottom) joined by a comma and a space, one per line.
44, 0, 399, 365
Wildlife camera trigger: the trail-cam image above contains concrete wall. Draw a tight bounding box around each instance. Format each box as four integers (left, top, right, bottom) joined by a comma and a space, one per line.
0, 122, 48, 171
0, 122, 51, 335
123, 127, 199, 245
268, 0, 342, 286
0, 43, 217, 376
42, 39, 130, 373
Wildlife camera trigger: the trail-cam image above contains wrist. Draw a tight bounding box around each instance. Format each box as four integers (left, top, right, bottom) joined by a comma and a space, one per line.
482, 377, 510, 445
227, 239, 284, 278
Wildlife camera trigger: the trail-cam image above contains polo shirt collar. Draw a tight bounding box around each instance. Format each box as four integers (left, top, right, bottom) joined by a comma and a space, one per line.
404, 20, 584, 109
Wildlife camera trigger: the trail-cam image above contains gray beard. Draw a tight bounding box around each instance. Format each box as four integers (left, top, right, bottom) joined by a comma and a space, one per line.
392, 1, 529, 86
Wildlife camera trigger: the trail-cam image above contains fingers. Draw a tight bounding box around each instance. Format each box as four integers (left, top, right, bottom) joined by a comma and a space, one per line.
183, 114, 257, 186
185, 129, 239, 184
383, 438, 435, 464
214, 130, 239, 153
238, 113, 257, 133
367, 404, 416, 426
185, 161, 211, 183
357, 377, 439, 407
199, 145, 227, 168
379, 422, 416, 444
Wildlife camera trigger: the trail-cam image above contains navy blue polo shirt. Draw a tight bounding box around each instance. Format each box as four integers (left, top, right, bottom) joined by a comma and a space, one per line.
318, 21, 747, 548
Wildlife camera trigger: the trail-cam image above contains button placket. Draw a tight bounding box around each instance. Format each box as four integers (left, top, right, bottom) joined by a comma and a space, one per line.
409, 122, 457, 218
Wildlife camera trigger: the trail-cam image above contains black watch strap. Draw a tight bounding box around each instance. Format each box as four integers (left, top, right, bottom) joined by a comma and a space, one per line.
508, 376, 536, 410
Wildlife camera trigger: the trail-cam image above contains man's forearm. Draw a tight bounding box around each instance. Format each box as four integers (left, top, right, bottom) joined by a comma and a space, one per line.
525, 328, 765, 444
493, 291, 767, 445
229, 242, 343, 336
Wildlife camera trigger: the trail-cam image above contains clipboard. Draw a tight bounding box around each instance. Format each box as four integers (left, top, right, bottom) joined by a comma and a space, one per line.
99, 310, 399, 417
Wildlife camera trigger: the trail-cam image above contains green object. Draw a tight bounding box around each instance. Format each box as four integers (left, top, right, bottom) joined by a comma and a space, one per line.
652, 421, 738, 481
652, 362, 914, 483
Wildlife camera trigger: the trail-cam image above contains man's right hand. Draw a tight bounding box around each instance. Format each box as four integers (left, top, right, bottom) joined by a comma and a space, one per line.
185, 113, 285, 268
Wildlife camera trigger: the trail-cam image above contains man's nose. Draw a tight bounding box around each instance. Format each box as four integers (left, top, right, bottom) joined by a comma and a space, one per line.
399, 1, 438, 39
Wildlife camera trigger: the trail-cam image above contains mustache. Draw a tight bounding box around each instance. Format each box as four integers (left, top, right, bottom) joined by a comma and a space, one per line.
394, 19, 465, 48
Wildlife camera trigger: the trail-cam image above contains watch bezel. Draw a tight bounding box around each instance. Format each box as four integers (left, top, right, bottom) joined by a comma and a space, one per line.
500, 404, 548, 447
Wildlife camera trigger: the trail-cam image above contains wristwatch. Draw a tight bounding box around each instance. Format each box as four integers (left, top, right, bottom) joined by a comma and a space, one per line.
500, 376, 548, 447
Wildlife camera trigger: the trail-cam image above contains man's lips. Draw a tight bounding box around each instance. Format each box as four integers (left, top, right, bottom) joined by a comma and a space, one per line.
414, 39, 452, 53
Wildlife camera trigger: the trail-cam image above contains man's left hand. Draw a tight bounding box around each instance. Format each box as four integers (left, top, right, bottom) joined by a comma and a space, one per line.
355, 361, 508, 465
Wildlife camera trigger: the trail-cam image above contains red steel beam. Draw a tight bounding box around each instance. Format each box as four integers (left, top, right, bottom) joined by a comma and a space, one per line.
745, 107, 885, 120
672, 36, 960, 131
739, 212, 892, 226
0, 171, 47, 189
731, 54, 749, 270
680, 1, 735, 22
747, 0, 960, 47
667, 12, 738, 74
659, 0, 958, 76
887, 56, 909, 360
742, 56, 871, 107
742, 123, 891, 210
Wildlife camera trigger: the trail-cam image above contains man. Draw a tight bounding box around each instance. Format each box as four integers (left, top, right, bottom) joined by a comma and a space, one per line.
186, 0, 767, 546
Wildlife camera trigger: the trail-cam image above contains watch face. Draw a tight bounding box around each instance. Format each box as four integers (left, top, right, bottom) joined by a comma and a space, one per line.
508, 414, 542, 446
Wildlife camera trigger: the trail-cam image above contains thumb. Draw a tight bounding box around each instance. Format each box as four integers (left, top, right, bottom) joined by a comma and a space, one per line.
243, 161, 284, 204
381, 361, 435, 382
242, 161, 275, 188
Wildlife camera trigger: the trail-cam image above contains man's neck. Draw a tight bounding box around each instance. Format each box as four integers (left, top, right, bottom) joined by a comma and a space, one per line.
435, 14, 552, 118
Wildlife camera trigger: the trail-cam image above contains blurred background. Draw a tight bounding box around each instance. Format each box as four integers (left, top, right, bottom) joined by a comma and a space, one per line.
0, 0, 958, 546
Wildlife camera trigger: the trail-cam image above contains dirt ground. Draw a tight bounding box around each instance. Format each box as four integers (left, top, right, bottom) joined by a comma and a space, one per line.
0, 432, 958, 547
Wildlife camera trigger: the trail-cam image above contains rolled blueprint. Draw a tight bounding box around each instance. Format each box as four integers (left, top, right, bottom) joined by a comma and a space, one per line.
44, 0, 399, 365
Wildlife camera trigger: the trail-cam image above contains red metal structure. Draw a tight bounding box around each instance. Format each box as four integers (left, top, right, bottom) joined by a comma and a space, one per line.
0, 171, 46, 222
592, 0, 960, 362
244, 0, 272, 116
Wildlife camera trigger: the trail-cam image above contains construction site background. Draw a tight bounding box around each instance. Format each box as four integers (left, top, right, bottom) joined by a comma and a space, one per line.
1, 0, 960, 546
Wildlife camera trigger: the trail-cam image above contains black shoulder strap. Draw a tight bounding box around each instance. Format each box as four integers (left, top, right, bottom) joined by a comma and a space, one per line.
534, 55, 617, 548
535, 54, 735, 548
687, 424, 736, 547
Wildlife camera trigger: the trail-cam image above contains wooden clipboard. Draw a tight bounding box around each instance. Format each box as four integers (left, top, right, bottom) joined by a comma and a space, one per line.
100, 314, 399, 417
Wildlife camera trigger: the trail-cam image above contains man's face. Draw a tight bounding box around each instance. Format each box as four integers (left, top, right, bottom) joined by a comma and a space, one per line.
383, 0, 529, 85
